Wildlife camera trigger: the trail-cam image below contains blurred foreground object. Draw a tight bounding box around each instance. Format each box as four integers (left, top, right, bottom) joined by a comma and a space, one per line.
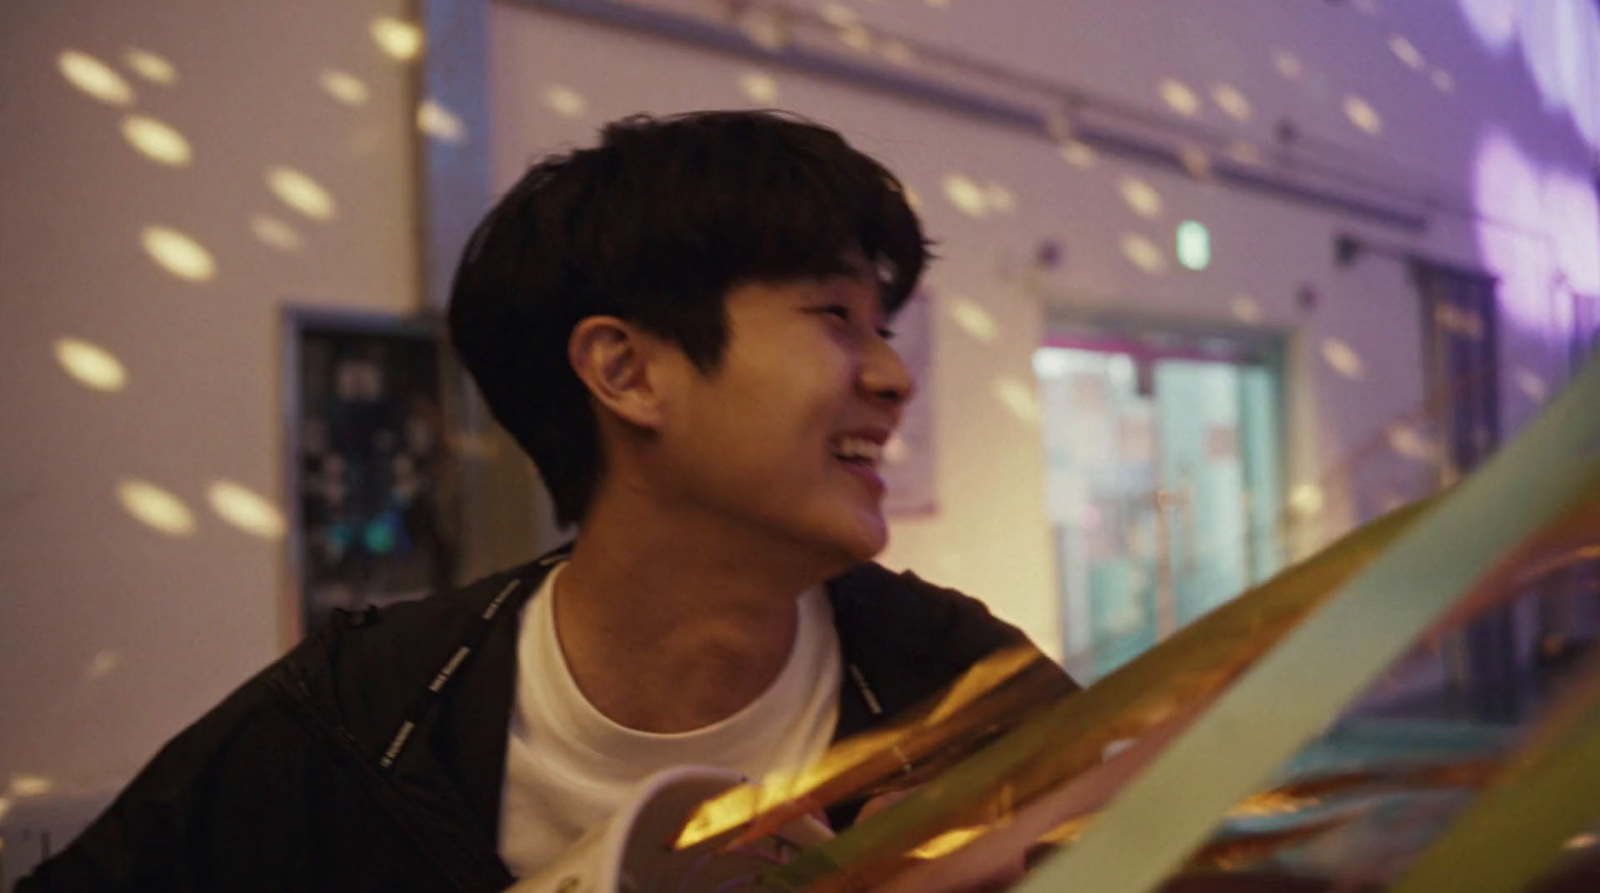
538, 357, 1598, 893
694, 358, 1600, 893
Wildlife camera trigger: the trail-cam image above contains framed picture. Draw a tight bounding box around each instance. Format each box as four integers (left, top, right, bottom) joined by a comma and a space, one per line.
283, 309, 460, 636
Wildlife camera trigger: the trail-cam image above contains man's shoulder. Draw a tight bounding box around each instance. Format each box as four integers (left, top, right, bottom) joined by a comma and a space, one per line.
279, 557, 553, 746
827, 562, 1030, 667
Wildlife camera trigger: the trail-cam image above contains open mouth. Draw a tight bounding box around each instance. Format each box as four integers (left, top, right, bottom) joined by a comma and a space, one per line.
829, 435, 884, 470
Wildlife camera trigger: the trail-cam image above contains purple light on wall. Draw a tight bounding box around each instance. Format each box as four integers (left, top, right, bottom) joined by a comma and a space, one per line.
1518, 1, 1599, 118
1473, 129, 1557, 334
1543, 170, 1600, 298
1457, 0, 1521, 52
1559, 1, 1600, 147
1456, 0, 1600, 150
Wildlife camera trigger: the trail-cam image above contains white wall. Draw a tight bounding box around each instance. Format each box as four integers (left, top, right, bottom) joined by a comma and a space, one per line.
487, 0, 1598, 658
0, 0, 419, 851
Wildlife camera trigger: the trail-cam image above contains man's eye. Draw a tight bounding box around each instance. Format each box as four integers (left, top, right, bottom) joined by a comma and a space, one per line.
817, 306, 892, 341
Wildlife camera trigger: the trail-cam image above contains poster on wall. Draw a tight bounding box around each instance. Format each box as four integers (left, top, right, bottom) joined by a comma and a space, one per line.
882, 290, 937, 516
286, 310, 459, 635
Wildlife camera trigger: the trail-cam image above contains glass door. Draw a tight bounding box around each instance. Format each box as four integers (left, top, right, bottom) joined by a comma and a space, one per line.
1037, 335, 1285, 680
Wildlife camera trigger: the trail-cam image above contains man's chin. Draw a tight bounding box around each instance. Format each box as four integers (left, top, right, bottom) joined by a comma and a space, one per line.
835, 517, 889, 566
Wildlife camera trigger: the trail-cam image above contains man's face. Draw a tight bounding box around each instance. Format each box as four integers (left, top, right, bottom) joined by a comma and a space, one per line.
650, 268, 914, 570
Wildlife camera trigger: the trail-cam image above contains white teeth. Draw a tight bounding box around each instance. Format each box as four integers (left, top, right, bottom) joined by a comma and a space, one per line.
831, 436, 883, 466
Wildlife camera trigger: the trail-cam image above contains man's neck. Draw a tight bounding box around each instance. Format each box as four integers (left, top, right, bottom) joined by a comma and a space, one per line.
550, 495, 840, 734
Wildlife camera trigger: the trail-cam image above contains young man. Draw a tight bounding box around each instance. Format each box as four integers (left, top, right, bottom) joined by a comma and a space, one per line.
20, 110, 1070, 892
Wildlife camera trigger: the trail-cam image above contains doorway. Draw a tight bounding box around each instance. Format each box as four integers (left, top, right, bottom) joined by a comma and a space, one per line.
1036, 329, 1287, 680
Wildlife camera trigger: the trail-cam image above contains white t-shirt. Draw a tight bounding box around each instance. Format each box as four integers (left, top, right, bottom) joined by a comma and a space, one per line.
498, 563, 843, 878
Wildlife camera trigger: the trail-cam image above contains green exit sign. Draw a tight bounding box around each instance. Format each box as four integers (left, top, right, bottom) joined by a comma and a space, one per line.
1177, 220, 1211, 270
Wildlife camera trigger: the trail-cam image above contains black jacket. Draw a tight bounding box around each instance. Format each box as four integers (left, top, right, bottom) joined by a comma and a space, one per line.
20, 551, 1063, 892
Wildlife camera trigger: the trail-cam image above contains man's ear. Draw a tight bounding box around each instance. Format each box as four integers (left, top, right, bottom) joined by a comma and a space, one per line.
568, 316, 670, 431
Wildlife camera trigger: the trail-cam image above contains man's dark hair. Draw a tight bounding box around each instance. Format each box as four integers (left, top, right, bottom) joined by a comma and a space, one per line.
447, 110, 930, 527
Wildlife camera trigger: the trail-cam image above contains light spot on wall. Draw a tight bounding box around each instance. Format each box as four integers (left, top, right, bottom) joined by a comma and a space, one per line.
121, 115, 191, 166
1385, 423, 1439, 462
1230, 295, 1262, 324
1288, 483, 1325, 516
0, 798, 11, 823
251, 214, 302, 251
1457, 0, 1521, 52
1476, 130, 1600, 329
118, 478, 197, 536
141, 226, 216, 281
1320, 337, 1366, 379
370, 17, 424, 61
1388, 34, 1426, 70
880, 39, 915, 66
1177, 145, 1213, 181
1343, 95, 1383, 135
1158, 78, 1201, 117
55, 337, 127, 392
320, 69, 369, 106
417, 99, 466, 144
7, 776, 54, 798
1120, 233, 1167, 274
993, 377, 1041, 425
1226, 141, 1263, 166
1542, 169, 1600, 296
124, 48, 177, 85
837, 24, 874, 53
1513, 368, 1548, 402
543, 85, 588, 118
208, 480, 287, 540
83, 649, 121, 682
268, 166, 336, 221
1118, 177, 1163, 218
984, 182, 1016, 214
1474, 131, 1548, 331
1273, 49, 1304, 80
949, 296, 998, 342
942, 173, 989, 217
1432, 303, 1485, 339
739, 8, 790, 51
58, 50, 134, 106
1058, 140, 1097, 169
738, 70, 780, 103
1431, 68, 1455, 93
820, 2, 859, 27
1211, 83, 1252, 121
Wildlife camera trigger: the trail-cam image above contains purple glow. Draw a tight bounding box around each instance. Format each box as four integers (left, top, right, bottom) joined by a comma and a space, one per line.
1562, 2, 1600, 147
1542, 170, 1600, 297
1457, 0, 1600, 151
1473, 130, 1557, 333
1518, 0, 1593, 115
1456, 0, 1520, 52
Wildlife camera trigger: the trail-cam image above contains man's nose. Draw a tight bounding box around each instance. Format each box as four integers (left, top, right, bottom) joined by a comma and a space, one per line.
860, 336, 915, 407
